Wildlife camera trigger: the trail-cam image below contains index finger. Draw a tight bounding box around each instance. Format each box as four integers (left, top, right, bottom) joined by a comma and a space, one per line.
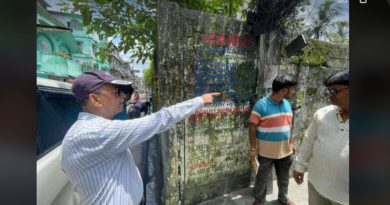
209, 92, 221, 96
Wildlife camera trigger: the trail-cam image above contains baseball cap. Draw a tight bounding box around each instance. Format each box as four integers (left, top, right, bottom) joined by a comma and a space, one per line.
72, 70, 132, 101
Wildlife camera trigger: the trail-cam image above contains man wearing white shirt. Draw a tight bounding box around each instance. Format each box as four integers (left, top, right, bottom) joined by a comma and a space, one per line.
60, 70, 219, 205
293, 69, 349, 205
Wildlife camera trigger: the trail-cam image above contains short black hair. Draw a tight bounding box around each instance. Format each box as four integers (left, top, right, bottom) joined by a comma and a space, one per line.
272, 74, 298, 92
144, 101, 151, 107
324, 69, 349, 87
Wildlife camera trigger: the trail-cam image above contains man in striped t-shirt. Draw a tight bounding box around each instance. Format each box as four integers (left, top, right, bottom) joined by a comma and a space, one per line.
249, 74, 298, 205
60, 71, 219, 205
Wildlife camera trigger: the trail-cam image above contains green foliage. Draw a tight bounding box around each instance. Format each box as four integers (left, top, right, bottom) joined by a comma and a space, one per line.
310, 0, 343, 39
143, 58, 154, 88
244, 0, 310, 39
65, 0, 246, 64
299, 133, 305, 145
64, 0, 157, 64
325, 21, 349, 43
170, 0, 245, 17
306, 87, 318, 96
298, 91, 305, 101
289, 39, 334, 66
279, 0, 310, 39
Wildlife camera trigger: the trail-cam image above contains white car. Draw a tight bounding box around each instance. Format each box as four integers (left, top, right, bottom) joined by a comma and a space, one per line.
36, 77, 80, 205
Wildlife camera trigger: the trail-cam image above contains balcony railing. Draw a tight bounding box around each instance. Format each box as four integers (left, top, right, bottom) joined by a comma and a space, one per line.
37, 51, 85, 78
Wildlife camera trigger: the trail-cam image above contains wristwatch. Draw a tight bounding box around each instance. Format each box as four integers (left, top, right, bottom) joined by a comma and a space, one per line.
250, 147, 257, 151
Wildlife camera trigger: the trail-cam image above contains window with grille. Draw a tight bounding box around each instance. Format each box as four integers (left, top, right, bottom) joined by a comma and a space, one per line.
38, 35, 53, 53
68, 19, 81, 31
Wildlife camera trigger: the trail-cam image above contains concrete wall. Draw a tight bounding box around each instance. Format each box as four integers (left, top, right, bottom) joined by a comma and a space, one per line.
157, 1, 258, 204
155, 2, 349, 205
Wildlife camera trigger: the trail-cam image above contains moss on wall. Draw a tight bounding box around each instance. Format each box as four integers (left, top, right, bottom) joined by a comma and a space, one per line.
306, 87, 318, 96
289, 39, 340, 66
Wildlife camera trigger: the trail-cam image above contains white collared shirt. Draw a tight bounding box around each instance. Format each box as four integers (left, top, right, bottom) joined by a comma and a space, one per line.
60, 97, 204, 205
294, 105, 349, 205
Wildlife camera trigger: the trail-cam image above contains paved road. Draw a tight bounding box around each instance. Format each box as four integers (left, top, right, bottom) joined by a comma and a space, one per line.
198, 177, 308, 205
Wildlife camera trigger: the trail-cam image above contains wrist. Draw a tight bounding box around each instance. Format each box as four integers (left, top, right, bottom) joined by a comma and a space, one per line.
250, 147, 257, 151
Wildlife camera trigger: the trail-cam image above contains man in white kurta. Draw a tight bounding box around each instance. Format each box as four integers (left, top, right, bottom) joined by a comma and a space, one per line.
293, 69, 349, 205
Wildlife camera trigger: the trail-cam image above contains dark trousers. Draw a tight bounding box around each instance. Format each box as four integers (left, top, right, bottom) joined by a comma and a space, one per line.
253, 154, 293, 203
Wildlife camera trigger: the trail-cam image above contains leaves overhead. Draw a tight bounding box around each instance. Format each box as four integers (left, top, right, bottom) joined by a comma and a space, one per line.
143, 58, 154, 88
170, 0, 246, 17
65, 0, 246, 64
325, 20, 349, 44
311, 0, 343, 40
278, 0, 310, 39
64, 0, 156, 63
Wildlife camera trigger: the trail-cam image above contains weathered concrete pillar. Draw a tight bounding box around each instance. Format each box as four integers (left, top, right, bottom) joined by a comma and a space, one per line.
156, 2, 184, 204
157, 1, 258, 204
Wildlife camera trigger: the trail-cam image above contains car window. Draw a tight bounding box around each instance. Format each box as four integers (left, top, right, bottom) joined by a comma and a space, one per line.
36, 88, 81, 159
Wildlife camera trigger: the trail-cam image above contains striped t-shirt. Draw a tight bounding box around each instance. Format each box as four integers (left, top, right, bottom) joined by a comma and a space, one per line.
249, 96, 293, 159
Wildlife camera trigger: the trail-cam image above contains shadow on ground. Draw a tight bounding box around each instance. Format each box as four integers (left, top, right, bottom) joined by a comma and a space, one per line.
198, 177, 308, 205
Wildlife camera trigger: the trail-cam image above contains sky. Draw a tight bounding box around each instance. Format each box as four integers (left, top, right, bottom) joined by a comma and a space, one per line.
302, 0, 349, 25
44, 0, 349, 73
111, 37, 150, 74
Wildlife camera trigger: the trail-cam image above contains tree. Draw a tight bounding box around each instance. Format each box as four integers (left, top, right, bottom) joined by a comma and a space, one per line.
143, 58, 154, 88
59, 0, 157, 64
326, 20, 349, 43
334, 20, 349, 41
279, 0, 310, 39
311, 0, 343, 40
170, 0, 246, 18
243, 0, 310, 40
62, 0, 246, 64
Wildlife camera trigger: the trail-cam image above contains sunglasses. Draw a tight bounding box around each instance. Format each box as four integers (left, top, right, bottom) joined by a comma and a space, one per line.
324, 87, 348, 95
94, 88, 123, 97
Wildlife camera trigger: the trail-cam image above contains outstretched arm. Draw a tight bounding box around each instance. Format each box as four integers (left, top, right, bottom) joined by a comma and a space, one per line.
98, 93, 220, 154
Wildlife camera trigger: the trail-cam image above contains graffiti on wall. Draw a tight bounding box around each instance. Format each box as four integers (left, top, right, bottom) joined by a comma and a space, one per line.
157, 2, 260, 203
184, 27, 258, 189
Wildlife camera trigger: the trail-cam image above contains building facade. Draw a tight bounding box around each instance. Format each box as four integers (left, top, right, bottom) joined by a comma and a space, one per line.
109, 47, 133, 81
36, 0, 110, 81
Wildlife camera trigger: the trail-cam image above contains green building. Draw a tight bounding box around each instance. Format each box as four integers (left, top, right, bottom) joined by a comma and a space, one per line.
36, 0, 110, 81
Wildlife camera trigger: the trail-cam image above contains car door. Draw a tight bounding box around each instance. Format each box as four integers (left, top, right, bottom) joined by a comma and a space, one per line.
36, 83, 81, 205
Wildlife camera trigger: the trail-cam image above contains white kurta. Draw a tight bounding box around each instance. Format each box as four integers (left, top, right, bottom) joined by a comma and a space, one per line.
295, 105, 349, 205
